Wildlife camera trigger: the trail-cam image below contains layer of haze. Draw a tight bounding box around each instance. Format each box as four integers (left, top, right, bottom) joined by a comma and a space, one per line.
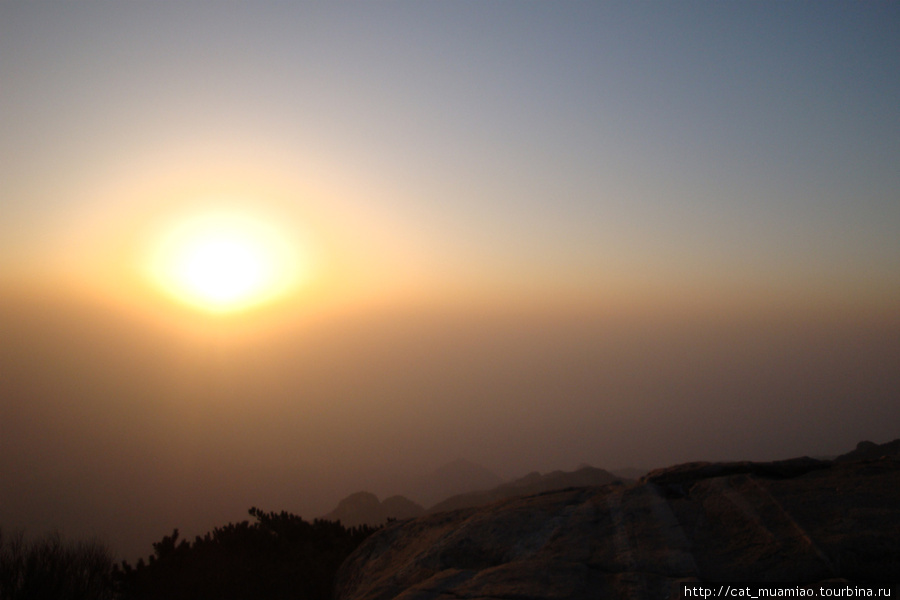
2, 3, 899, 560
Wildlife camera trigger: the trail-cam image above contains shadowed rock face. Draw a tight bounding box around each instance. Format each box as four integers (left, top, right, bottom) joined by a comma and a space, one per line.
335, 456, 900, 600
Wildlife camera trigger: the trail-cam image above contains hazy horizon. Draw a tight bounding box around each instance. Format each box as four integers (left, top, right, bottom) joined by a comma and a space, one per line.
2, 2, 899, 561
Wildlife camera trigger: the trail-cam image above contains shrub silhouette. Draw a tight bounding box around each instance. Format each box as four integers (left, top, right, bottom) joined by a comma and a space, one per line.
0, 528, 115, 600
115, 507, 378, 600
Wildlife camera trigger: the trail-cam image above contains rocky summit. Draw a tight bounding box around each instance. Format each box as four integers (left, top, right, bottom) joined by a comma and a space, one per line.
335, 449, 900, 600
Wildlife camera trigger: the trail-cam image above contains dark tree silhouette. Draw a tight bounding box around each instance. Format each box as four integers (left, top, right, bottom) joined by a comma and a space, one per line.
0, 528, 115, 600
115, 508, 378, 600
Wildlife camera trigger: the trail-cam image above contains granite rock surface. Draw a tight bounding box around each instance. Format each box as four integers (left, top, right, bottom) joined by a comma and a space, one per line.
335, 452, 900, 600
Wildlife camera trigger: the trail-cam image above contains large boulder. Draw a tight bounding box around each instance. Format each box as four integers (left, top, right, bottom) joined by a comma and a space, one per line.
335, 458, 900, 600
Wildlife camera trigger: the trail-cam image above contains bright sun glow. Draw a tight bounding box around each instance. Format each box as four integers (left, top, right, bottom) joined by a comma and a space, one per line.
149, 209, 302, 313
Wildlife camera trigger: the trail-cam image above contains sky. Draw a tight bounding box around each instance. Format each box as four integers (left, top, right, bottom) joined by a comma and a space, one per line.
1, 2, 899, 560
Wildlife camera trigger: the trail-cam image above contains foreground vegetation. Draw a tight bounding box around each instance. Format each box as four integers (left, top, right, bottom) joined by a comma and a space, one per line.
0, 528, 114, 600
1, 509, 378, 600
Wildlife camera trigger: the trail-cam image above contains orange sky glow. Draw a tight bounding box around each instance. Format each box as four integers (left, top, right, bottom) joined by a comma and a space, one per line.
1, 2, 898, 561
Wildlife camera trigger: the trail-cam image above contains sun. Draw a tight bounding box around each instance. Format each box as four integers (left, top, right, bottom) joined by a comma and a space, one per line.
173, 233, 269, 306
149, 209, 301, 313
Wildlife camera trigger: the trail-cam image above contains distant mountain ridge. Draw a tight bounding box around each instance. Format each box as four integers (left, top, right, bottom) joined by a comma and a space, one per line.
322, 492, 425, 527
401, 458, 504, 508
609, 466, 648, 480
322, 463, 625, 526
322, 459, 502, 527
427, 465, 623, 514
835, 438, 900, 462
